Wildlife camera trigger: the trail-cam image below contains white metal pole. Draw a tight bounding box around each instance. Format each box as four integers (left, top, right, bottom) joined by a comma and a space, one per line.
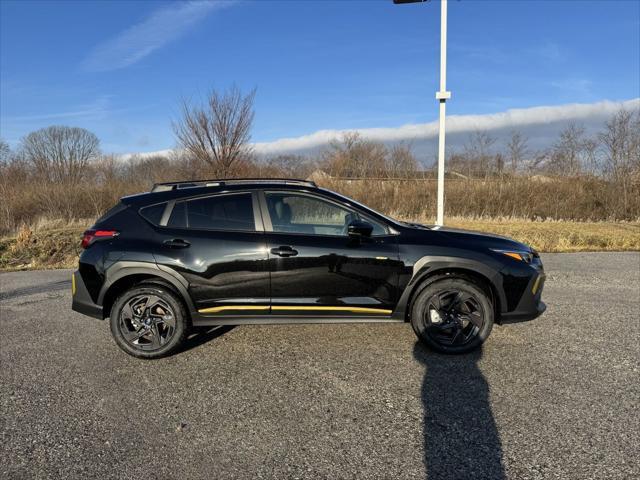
435, 0, 450, 226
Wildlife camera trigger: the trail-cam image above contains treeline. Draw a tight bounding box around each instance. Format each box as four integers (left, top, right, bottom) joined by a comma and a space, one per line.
1, 85, 638, 233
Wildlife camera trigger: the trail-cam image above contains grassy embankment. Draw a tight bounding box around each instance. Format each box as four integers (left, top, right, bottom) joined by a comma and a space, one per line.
1, 218, 638, 271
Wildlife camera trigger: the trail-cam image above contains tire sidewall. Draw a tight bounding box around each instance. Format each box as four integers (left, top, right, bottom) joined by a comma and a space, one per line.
110, 285, 187, 359
411, 277, 494, 354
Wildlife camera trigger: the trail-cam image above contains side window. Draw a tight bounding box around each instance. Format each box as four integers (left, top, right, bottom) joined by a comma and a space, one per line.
139, 203, 166, 225
265, 192, 387, 236
167, 193, 255, 231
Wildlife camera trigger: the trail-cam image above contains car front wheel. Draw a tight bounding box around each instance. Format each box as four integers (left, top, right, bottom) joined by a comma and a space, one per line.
110, 284, 188, 359
411, 277, 494, 354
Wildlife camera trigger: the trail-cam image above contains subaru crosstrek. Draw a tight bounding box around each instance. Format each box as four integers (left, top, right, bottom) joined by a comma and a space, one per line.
71, 178, 546, 358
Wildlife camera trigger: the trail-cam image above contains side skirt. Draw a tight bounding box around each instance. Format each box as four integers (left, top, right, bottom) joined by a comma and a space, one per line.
191, 314, 404, 327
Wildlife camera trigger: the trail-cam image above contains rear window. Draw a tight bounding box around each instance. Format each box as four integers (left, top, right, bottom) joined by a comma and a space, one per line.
167, 193, 255, 231
96, 202, 127, 224
139, 203, 166, 225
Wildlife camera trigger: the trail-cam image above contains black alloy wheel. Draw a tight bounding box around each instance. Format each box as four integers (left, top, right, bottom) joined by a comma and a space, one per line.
411, 277, 494, 354
110, 285, 188, 358
118, 294, 176, 351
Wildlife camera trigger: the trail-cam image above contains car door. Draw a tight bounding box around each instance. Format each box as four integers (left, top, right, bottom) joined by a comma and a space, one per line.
260, 190, 402, 317
153, 190, 270, 316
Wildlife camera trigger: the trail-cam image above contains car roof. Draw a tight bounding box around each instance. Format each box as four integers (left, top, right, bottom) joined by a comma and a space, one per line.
152, 178, 316, 192
121, 179, 321, 206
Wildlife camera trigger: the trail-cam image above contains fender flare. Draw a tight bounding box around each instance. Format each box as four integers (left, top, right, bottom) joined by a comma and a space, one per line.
98, 261, 196, 315
391, 255, 506, 321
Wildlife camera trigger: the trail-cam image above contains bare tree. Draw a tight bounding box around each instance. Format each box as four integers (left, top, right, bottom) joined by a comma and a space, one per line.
323, 132, 387, 178
506, 130, 528, 173
599, 108, 640, 212
173, 85, 256, 177
549, 123, 585, 176
0, 139, 11, 164
582, 138, 600, 175
265, 154, 315, 178
387, 143, 418, 176
20, 126, 100, 184
463, 130, 496, 177
599, 108, 640, 180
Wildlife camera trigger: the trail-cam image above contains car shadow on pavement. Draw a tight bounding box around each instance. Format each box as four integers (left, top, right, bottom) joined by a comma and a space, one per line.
180, 325, 235, 353
413, 343, 505, 480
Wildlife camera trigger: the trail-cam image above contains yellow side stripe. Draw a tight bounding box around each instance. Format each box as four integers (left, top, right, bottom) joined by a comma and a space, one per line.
273, 306, 392, 314
198, 305, 270, 314
198, 305, 392, 315
71, 273, 76, 296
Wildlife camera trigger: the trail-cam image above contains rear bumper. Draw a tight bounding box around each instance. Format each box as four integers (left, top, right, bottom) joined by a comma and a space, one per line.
498, 272, 546, 324
71, 271, 103, 320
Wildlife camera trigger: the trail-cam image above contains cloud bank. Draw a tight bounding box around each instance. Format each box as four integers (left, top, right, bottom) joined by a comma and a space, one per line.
82, 1, 231, 72
252, 99, 640, 158
123, 98, 639, 162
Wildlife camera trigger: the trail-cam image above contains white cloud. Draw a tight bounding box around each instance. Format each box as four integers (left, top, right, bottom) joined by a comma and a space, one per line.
82, 1, 232, 72
4, 95, 113, 123
121, 98, 639, 161
252, 98, 640, 156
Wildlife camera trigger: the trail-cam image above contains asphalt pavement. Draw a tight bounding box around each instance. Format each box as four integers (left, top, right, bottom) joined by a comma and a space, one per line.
1, 252, 639, 480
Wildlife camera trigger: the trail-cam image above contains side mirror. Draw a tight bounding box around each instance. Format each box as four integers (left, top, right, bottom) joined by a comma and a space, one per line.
348, 220, 373, 239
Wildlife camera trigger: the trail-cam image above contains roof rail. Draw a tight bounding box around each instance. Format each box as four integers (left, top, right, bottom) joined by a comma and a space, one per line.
151, 178, 317, 193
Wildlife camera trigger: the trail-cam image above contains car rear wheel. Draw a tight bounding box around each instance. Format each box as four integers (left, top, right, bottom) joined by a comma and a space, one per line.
411, 277, 494, 354
110, 284, 188, 359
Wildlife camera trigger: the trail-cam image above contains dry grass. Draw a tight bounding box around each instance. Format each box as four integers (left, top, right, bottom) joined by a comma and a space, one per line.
1, 218, 638, 271
0, 225, 82, 271
430, 217, 640, 253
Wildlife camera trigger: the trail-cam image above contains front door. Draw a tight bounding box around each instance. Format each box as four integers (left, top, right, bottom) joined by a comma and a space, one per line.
261, 191, 402, 317
153, 191, 270, 316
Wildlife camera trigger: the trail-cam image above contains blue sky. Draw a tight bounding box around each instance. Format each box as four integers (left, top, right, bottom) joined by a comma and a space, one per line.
1, 0, 639, 155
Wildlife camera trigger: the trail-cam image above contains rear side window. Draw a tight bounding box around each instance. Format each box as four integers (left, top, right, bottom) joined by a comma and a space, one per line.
139, 203, 166, 225
167, 193, 255, 232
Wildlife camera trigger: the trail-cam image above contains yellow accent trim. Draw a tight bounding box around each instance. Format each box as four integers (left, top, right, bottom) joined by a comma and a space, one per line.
532, 275, 541, 294
71, 273, 76, 296
198, 305, 269, 314
272, 306, 392, 314
198, 305, 392, 315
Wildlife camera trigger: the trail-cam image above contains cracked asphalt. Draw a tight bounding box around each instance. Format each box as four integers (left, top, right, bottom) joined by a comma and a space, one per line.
1, 252, 639, 479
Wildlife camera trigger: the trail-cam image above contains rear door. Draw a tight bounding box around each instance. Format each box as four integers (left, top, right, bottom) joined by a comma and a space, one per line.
260, 190, 402, 317
152, 191, 270, 316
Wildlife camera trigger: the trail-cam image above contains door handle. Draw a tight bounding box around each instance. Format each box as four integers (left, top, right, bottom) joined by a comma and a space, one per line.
163, 238, 191, 248
270, 246, 298, 257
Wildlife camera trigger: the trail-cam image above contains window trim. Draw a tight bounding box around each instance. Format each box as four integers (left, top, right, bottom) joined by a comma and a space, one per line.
260, 190, 391, 238
159, 191, 263, 233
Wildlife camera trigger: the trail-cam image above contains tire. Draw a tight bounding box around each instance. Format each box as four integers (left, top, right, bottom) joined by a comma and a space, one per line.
110, 283, 188, 359
410, 276, 494, 354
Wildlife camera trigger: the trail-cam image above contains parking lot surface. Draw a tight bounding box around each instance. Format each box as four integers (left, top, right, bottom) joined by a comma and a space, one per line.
1, 252, 639, 479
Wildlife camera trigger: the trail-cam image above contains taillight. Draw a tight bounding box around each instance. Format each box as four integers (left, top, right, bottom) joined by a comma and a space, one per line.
81, 229, 119, 249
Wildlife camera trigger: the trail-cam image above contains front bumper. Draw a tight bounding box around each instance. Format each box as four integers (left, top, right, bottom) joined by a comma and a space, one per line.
71, 271, 103, 320
499, 272, 546, 324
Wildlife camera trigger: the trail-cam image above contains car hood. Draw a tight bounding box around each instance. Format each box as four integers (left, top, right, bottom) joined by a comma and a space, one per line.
412, 224, 533, 252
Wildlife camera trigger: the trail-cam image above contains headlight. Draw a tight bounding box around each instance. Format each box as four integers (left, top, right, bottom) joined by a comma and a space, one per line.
491, 249, 534, 263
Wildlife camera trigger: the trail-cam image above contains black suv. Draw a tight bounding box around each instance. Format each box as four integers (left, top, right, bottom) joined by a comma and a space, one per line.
72, 178, 545, 358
